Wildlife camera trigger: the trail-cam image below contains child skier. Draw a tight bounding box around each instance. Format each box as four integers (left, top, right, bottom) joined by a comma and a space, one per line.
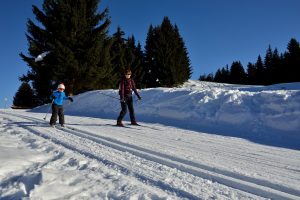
117, 69, 142, 126
49, 83, 73, 127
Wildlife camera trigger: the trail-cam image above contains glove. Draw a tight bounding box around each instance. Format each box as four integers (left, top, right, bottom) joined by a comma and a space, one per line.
51, 95, 56, 99
68, 97, 74, 102
137, 96, 142, 100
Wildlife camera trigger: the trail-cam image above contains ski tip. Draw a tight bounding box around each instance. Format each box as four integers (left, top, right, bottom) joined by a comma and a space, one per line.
116, 124, 125, 127
129, 123, 141, 126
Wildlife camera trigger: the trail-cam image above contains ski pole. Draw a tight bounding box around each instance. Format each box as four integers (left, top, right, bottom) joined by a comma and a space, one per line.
97, 92, 121, 112
134, 99, 143, 107
98, 92, 120, 100
44, 99, 54, 120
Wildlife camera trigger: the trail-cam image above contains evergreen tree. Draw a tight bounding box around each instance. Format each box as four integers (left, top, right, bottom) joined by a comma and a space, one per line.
264, 45, 274, 84
143, 25, 158, 87
13, 82, 36, 108
110, 28, 144, 88
173, 25, 192, 84
229, 61, 246, 84
199, 73, 214, 82
246, 62, 257, 85
284, 38, 300, 82
258, 46, 283, 85
214, 69, 223, 82
20, 0, 111, 102
155, 17, 176, 86
127, 39, 145, 88
144, 17, 191, 87
221, 65, 230, 83
213, 65, 230, 83
95, 36, 115, 89
255, 55, 264, 85
270, 48, 282, 84
199, 38, 299, 85
110, 26, 127, 81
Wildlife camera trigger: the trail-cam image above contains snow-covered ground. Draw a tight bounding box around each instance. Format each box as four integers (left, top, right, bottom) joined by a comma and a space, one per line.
0, 80, 299, 199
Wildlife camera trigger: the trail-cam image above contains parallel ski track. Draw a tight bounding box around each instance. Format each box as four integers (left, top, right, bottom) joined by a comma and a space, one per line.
1, 113, 200, 199
105, 122, 297, 176
3, 111, 300, 200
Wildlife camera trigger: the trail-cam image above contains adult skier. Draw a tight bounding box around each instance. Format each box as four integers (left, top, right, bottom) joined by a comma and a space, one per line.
117, 69, 142, 126
49, 83, 73, 127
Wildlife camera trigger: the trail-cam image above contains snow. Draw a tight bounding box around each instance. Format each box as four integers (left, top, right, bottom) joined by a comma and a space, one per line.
0, 80, 300, 199
34, 51, 50, 62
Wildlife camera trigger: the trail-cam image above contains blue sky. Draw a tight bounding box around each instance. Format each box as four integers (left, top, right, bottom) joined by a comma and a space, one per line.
1, 0, 300, 108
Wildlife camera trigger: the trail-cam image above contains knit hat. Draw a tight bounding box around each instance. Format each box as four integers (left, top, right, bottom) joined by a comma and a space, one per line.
57, 83, 65, 90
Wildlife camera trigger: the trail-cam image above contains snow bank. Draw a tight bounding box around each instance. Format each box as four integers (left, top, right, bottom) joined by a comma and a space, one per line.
32, 80, 300, 135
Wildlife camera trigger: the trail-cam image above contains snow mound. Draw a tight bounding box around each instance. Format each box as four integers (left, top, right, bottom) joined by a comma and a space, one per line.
32, 80, 300, 135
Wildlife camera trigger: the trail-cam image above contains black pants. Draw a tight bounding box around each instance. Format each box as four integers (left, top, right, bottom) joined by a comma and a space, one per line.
50, 104, 65, 125
117, 96, 136, 122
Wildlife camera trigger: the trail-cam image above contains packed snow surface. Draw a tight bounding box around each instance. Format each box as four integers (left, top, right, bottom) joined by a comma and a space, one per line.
1, 80, 299, 199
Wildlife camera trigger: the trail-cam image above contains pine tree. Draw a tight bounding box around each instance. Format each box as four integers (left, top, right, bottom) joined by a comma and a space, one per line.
214, 67, 227, 83
284, 38, 300, 82
155, 17, 176, 86
199, 73, 214, 82
255, 55, 264, 85
214, 69, 223, 83
221, 65, 230, 83
143, 25, 158, 87
199, 38, 299, 85
13, 82, 36, 108
95, 36, 115, 89
144, 17, 191, 87
246, 62, 257, 85
127, 39, 145, 88
173, 25, 192, 84
264, 45, 274, 84
229, 61, 246, 84
110, 26, 127, 81
270, 48, 282, 84
20, 0, 111, 102
109, 28, 145, 88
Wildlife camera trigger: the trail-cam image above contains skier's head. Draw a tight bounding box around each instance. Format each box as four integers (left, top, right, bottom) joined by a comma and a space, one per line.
57, 83, 65, 91
124, 69, 131, 79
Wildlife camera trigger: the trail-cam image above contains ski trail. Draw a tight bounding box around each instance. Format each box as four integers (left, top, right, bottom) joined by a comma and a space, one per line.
2, 111, 300, 199
2, 112, 200, 199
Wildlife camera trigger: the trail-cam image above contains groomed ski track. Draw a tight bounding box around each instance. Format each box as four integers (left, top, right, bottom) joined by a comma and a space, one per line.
1, 111, 300, 200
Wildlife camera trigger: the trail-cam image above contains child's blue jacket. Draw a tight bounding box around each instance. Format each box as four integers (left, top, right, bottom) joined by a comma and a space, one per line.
50, 90, 69, 106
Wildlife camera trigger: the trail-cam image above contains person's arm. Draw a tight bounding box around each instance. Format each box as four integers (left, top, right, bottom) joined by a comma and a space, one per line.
50, 92, 56, 100
63, 92, 68, 100
131, 80, 141, 99
63, 93, 73, 102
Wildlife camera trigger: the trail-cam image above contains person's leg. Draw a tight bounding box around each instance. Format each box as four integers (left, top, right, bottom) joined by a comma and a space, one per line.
127, 97, 137, 124
117, 101, 127, 125
50, 104, 58, 125
58, 106, 65, 126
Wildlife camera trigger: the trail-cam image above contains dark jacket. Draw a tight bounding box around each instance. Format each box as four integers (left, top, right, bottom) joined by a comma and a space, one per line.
119, 77, 140, 99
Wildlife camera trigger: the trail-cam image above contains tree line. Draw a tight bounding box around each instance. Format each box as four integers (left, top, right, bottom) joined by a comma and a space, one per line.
14, 0, 191, 108
199, 38, 300, 85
